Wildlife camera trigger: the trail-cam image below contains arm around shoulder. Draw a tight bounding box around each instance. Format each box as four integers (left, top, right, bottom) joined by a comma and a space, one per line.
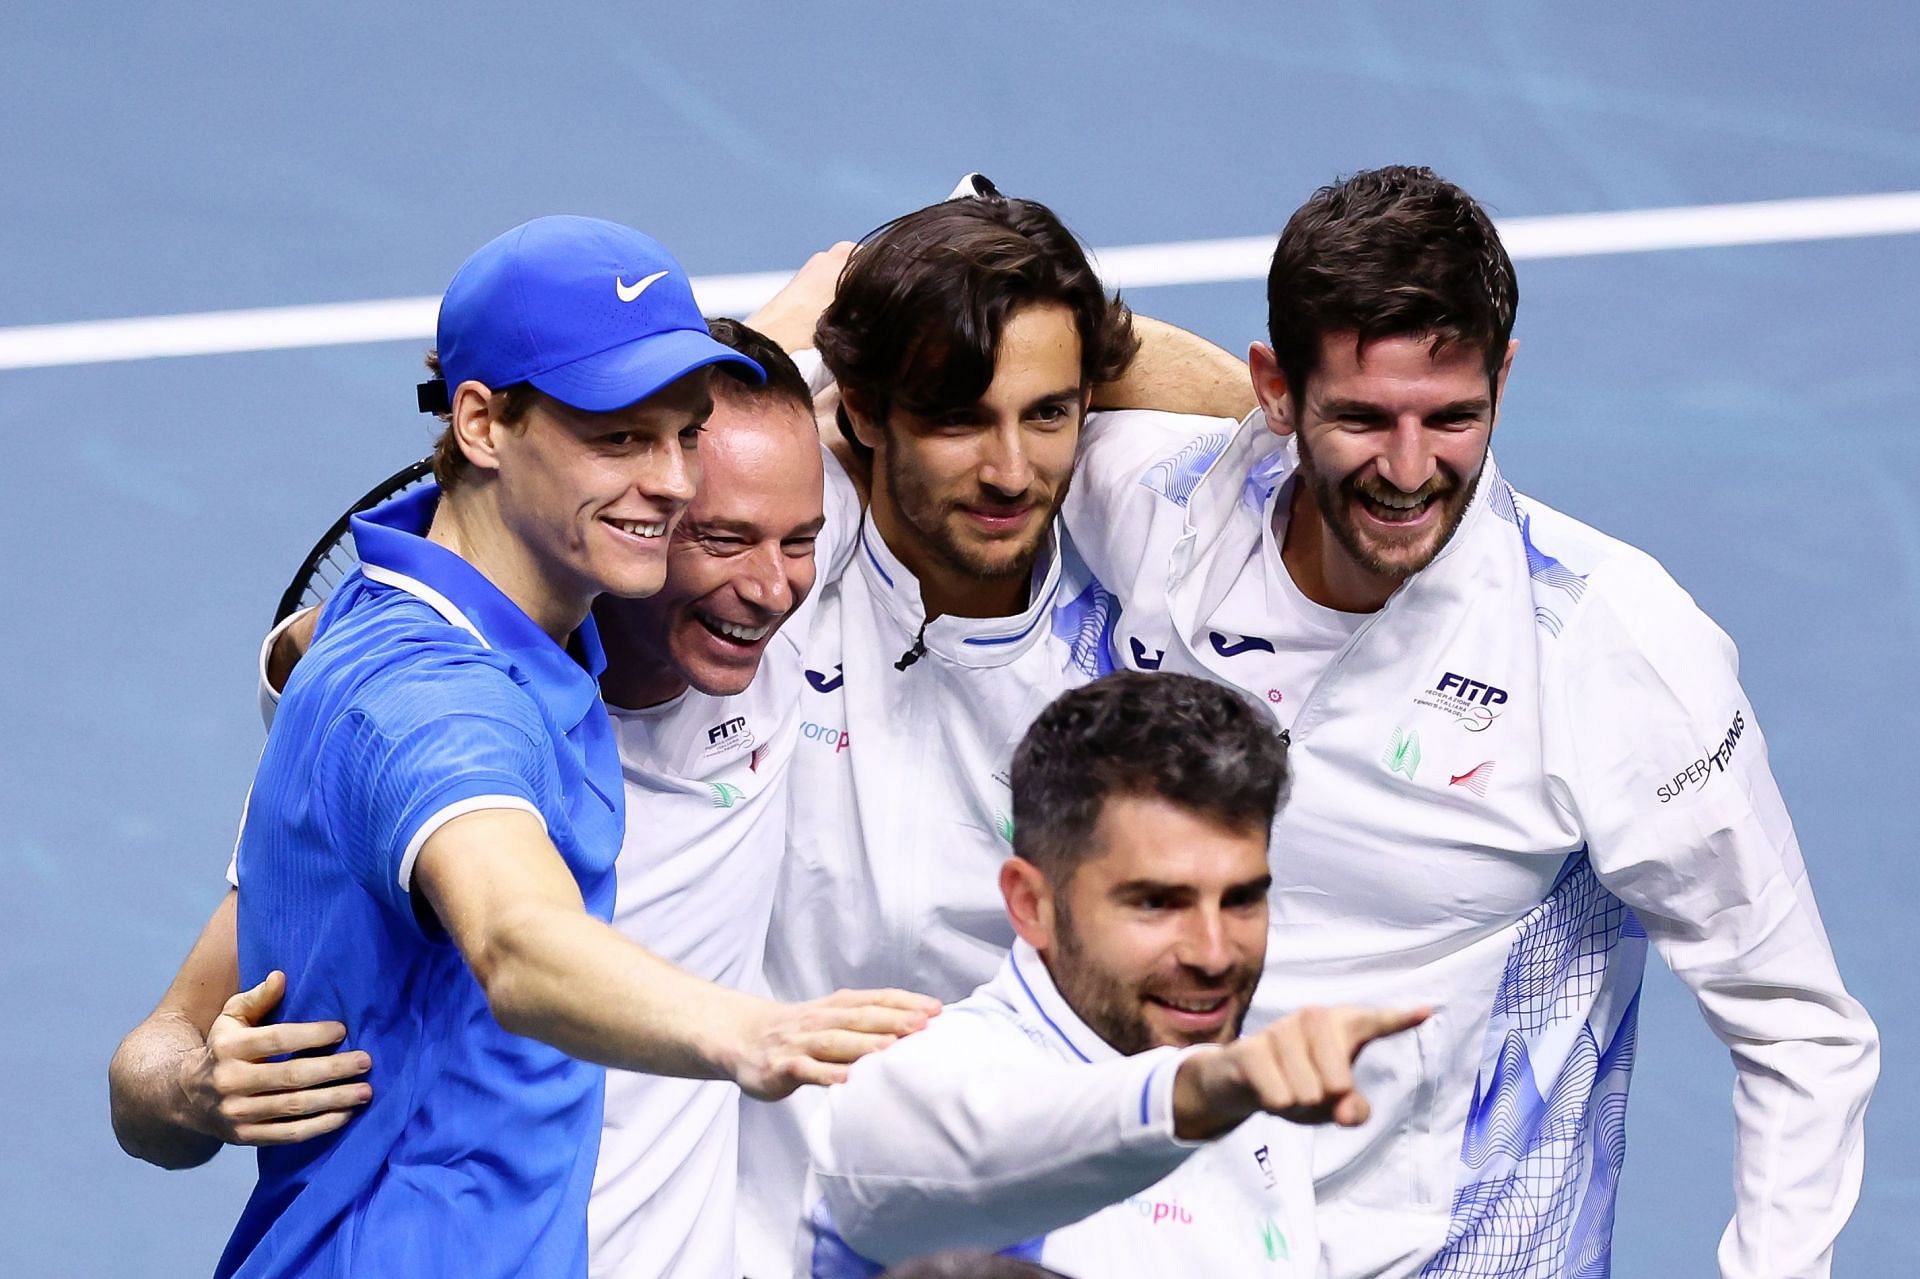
1065, 406, 1238, 595
109, 891, 372, 1167
1092, 316, 1256, 420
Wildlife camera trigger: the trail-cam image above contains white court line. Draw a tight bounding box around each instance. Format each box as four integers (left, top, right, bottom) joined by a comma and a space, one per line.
3, 191, 1918, 372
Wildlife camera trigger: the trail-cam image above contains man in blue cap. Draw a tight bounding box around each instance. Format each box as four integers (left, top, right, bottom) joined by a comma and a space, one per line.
214, 217, 936, 1279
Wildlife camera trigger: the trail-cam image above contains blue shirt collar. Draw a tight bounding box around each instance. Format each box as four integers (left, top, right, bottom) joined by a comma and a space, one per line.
350, 484, 608, 733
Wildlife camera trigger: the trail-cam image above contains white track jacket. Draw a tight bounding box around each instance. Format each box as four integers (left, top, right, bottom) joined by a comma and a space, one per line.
1063, 409, 1879, 1279
738, 512, 1119, 1278
806, 940, 1319, 1278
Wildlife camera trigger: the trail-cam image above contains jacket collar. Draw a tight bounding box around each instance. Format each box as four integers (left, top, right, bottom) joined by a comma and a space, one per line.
350, 484, 608, 733
1173, 409, 1506, 605
997, 937, 1123, 1064
853, 512, 1065, 668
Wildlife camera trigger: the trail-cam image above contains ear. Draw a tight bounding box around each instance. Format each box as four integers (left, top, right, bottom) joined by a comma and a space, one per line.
1248, 343, 1294, 438
999, 857, 1056, 951
449, 381, 507, 475
1490, 339, 1518, 430
840, 388, 887, 453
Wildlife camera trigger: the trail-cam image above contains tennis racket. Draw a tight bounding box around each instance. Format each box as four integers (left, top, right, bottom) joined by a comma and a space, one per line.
273, 458, 436, 625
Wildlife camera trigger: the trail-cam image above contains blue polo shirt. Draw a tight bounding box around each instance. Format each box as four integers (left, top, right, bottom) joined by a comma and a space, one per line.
218, 485, 624, 1279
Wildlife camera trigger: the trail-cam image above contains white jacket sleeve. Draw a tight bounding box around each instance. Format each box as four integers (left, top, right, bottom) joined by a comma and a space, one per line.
256, 611, 304, 730
233, 615, 303, 889
1544, 550, 1878, 1279
817, 445, 862, 588
815, 1011, 1205, 1264
787, 347, 863, 590
1064, 409, 1235, 592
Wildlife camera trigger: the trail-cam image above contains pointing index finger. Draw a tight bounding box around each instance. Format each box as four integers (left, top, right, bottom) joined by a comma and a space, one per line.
1346, 1006, 1431, 1051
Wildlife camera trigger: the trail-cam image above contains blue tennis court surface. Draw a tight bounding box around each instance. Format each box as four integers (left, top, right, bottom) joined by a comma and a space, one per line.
3, 4, 1914, 1273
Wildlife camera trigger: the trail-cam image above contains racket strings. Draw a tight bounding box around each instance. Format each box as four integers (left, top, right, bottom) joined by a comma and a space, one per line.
299, 542, 363, 613
275, 459, 434, 624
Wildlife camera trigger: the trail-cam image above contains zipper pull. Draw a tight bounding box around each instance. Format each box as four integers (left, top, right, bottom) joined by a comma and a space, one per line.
895, 621, 930, 671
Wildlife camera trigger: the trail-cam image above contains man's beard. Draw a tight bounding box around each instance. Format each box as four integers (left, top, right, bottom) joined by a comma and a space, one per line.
882, 446, 1055, 583
1293, 430, 1483, 581
1049, 901, 1258, 1056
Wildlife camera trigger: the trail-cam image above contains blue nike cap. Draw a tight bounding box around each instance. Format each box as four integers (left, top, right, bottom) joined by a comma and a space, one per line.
425, 215, 763, 414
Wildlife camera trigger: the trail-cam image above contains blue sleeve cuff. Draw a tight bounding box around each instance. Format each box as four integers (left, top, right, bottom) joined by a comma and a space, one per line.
1130, 1044, 1213, 1150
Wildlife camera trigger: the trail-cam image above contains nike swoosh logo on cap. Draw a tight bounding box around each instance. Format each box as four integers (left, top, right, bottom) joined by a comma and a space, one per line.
615, 270, 670, 303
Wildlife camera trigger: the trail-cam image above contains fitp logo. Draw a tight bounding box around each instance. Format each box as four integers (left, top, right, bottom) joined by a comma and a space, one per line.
1414, 670, 1510, 732
703, 714, 754, 758
1435, 672, 1508, 706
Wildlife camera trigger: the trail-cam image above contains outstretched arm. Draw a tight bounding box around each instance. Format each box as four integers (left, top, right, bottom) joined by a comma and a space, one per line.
416, 808, 938, 1099
820, 997, 1421, 1263
744, 242, 856, 353
1171, 1004, 1429, 1139
108, 891, 372, 1168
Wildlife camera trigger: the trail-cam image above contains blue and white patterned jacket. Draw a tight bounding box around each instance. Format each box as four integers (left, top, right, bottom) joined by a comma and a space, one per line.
1064, 408, 1878, 1279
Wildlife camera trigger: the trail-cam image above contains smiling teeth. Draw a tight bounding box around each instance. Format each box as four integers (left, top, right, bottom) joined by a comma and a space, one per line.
1160, 997, 1225, 1013
710, 619, 771, 642
611, 518, 666, 538
1368, 490, 1427, 510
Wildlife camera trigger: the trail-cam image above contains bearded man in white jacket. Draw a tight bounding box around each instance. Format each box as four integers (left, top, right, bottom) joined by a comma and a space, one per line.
807, 672, 1429, 1278
1063, 166, 1879, 1279
740, 185, 1256, 1276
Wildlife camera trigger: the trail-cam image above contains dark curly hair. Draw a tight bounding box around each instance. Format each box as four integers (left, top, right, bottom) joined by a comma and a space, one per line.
1267, 165, 1517, 404
817, 192, 1139, 460
1011, 672, 1288, 882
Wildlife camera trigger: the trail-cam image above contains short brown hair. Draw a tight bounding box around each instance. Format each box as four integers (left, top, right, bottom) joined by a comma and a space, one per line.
1011, 672, 1287, 884
421, 349, 539, 493
817, 194, 1139, 459
1266, 165, 1517, 404
704, 316, 813, 415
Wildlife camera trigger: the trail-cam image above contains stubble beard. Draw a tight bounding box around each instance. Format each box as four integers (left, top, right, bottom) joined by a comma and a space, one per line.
883, 446, 1054, 584
1293, 430, 1483, 582
1048, 902, 1255, 1056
